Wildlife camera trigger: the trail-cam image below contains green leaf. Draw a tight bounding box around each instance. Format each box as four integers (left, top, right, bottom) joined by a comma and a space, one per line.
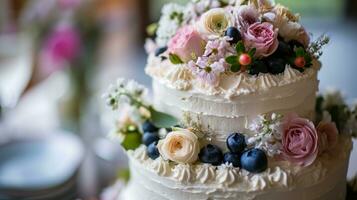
295, 47, 305, 57
169, 53, 184, 64
230, 64, 241, 72
248, 48, 256, 57
149, 107, 179, 128
121, 131, 142, 150
117, 168, 130, 183
225, 55, 237, 64
146, 23, 158, 36
236, 41, 245, 53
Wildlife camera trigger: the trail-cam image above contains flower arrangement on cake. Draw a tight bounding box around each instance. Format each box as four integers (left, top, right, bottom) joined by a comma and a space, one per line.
103, 0, 356, 199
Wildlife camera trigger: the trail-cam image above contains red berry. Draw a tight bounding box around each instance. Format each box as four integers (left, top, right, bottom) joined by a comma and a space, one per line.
239, 53, 252, 66
294, 56, 306, 68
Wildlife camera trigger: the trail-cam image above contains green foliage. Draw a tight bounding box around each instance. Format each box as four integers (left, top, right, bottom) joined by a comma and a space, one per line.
169, 53, 184, 64
235, 41, 245, 53
121, 131, 142, 150
149, 107, 179, 128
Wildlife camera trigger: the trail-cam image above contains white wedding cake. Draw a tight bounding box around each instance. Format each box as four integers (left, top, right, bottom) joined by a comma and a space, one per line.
104, 1, 355, 199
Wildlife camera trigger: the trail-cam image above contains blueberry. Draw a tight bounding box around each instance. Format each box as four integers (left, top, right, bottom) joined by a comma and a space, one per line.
248, 60, 269, 75
147, 142, 160, 160
142, 132, 159, 146
274, 40, 293, 57
240, 148, 268, 173
223, 152, 241, 167
199, 144, 223, 166
266, 58, 286, 75
155, 46, 168, 56
226, 133, 246, 154
224, 27, 241, 44
142, 121, 159, 132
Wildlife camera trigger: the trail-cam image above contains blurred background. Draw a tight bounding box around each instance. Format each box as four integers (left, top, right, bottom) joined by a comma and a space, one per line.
0, 0, 356, 199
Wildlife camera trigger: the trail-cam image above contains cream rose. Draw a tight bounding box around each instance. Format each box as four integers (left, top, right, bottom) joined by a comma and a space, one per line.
157, 129, 200, 164
197, 8, 234, 39
264, 4, 310, 47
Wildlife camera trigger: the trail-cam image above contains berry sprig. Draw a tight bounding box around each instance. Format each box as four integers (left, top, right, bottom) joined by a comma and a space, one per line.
225, 41, 256, 72
290, 47, 312, 72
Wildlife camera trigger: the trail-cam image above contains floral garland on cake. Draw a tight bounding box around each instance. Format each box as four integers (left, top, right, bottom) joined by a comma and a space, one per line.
104, 79, 356, 174
145, 0, 329, 87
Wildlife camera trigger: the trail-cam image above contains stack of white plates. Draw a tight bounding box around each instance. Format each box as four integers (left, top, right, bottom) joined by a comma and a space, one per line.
0, 131, 84, 199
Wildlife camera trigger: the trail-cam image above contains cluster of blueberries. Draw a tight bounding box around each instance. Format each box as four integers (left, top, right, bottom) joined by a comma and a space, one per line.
141, 121, 268, 173
199, 133, 268, 173
141, 121, 161, 159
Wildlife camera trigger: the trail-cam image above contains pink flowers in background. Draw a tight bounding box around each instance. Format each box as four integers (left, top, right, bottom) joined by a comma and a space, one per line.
57, 0, 82, 9
316, 121, 338, 154
281, 114, 318, 167
168, 25, 206, 62
39, 25, 81, 76
243, 22, 278, 58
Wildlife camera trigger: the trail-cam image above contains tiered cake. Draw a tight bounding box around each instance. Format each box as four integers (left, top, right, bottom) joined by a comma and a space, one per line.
104, 1, 355, 199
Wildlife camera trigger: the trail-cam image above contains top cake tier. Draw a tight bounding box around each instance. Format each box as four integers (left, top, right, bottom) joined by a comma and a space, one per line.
144, 0, 326, 149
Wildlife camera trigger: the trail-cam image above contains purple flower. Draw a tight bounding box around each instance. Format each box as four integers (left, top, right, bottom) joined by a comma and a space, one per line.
39, 25, 81, 75
235, 5, 260, 32
188, 57, 226, 86
204, 37, 235, 61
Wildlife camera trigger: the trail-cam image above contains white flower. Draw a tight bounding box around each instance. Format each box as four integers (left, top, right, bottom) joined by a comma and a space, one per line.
158, 129, 200, 164
191, 0, 221, 15
197, 8, 234, 39
156, 3, 186, 47
248, 113, 283, 157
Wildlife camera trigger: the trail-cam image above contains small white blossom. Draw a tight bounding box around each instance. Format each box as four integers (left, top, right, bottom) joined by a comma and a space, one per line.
156, 3, 186, 47
247, 113, 283, 157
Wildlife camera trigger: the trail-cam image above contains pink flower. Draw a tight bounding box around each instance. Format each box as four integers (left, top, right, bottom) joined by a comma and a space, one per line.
243, 22, 278, 58
168, 26, 206, 62
281, 113, 318, 167
203, 37, 234, 61
188, 57, 226, 86
316, 121, 338, 154
39, 25, 81, 75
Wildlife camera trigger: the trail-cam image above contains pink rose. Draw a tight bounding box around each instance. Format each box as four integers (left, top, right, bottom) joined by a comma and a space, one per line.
317, 121, 338, 154
281, 114, 318, 167
39, 25, 81, 75
168, 26, 206, 63
243, 22, 278, 58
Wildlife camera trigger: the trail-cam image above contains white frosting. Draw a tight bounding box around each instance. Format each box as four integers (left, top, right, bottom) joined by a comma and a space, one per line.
119, 136, 352, 200
195, 164, 216, 184
149, 157, 171, 176
216, 164, 240, 186
172, 164, 195, 183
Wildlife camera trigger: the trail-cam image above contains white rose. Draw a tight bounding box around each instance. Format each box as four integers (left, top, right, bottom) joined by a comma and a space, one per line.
157, 129, 200, 164
197, 8, 234, 40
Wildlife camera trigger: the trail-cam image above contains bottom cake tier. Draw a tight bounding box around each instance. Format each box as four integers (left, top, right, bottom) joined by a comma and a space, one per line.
119, 136, 352, 200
